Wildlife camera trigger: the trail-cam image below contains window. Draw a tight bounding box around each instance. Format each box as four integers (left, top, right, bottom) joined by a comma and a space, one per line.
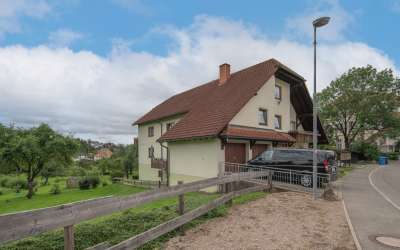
148, 146, 154, 158
166, 122, 174, 131
275, 85, 282, 100
258, 108, 268, 125
290, 121, 296, 131
148, 126, 154, 137
274, 115, 282, 129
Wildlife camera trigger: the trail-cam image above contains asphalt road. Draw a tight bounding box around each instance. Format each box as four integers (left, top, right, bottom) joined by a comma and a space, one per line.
342, 162, 400, 250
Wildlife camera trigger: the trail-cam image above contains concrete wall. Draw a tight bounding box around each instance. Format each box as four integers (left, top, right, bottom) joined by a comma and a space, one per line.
229, 76, 293, 132
138, 116, 182, 181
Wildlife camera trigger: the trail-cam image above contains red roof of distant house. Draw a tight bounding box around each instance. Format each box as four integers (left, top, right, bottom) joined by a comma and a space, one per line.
221, 126, 296, 142
133, 58, 327, 143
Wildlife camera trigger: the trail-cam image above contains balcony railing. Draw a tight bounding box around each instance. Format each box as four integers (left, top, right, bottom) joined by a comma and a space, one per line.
151, 158, 167, 169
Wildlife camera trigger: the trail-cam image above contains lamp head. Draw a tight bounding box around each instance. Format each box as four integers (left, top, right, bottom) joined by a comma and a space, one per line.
313, 17, 330, 28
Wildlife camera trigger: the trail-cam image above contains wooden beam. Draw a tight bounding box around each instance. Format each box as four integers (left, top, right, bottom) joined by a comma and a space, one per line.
64, 225, 74, 250
0, 171, 269, 244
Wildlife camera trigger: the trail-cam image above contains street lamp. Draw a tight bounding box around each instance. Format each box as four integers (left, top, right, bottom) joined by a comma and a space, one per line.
312, 16, 330, 200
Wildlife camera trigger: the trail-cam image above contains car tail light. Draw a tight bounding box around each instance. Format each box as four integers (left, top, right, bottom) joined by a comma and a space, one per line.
323, 159, 329, 172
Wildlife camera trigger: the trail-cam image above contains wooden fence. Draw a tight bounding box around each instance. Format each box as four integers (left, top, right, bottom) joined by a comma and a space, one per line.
0, 170, 271, 250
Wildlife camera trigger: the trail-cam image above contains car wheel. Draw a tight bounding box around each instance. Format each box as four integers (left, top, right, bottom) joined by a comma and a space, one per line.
300, 175, 312, 187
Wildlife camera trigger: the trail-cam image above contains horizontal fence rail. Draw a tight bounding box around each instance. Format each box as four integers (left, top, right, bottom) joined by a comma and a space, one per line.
0, 171, 269, 245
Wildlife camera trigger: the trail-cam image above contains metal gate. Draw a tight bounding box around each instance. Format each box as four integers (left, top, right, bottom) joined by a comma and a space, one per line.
221, 162, 331, 194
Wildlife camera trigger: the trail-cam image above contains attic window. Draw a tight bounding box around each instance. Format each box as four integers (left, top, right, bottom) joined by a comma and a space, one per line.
166, 122, 174, 131
275, 85, 282, 100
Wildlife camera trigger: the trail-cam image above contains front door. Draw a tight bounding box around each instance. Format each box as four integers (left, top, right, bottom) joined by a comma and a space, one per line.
252, 144, 270, 159
225, 143, 246, 164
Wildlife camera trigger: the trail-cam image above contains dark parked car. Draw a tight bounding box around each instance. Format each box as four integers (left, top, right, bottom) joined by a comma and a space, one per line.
247, 148, 337, 187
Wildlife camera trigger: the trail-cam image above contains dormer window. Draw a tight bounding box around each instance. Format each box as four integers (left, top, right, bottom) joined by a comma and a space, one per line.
275, 85, 282, 100
258, 108, 268, 125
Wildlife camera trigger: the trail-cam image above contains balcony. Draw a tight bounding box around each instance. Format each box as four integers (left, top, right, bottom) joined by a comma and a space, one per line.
151, 158, 167, 169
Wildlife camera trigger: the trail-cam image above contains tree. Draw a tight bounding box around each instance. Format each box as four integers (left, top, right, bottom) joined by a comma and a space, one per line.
318, 65, 400, 149
1, 124, 79, 198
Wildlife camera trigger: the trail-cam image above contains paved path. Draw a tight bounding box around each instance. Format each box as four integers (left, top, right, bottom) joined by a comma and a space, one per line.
342, 162, 400, 249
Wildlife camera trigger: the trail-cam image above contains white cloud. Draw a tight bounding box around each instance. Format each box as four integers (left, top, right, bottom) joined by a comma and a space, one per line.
0, 0, 51, 37
285, 0, 354, 42
0, 15, 397, 143
48, 29, 84, 48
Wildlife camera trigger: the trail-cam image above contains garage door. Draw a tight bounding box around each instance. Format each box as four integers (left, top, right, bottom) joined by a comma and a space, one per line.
225, 143, 246, 164
252, 144, 269, 158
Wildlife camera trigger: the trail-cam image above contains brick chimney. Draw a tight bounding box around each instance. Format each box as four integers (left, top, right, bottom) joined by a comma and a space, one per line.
218, 63, 230, 85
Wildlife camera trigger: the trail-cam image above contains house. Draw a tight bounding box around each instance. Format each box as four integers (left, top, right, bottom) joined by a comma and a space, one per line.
94, 148, 113, 160
133, 58, 327, 186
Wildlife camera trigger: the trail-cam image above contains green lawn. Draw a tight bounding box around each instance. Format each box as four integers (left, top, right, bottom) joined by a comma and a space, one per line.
0, 176, 146, 214
0, 185, 267, 250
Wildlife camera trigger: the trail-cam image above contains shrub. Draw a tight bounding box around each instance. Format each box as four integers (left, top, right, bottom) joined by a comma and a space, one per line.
351, 142, 379, 161
87, 176, 100, 188
0, 176, 11, 187
78, 179, 91, 190
102, 181, 108, 187
0, 189, 3, 195
110, 171, 124, 183
49, 184, 61, 195
387, 152, 399, 160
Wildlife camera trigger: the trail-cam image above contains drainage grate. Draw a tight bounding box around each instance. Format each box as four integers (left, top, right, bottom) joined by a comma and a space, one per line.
376, 236, 400, 248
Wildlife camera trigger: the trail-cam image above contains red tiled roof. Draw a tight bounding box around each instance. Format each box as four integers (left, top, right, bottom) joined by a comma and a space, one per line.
133, 58, 326, 142
221, 126, 296, 142
134, 59, 280, 141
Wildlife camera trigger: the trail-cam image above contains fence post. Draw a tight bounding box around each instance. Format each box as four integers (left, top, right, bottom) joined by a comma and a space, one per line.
177, 181, 184, 215
268, 170, 273, 192
64, 225, 74, 250
218, 162, 225, 193
225, 182, 233, 206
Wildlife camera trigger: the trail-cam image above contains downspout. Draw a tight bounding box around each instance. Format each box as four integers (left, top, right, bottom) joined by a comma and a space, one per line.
159, 122, 170, 186
160, 142, 170, 187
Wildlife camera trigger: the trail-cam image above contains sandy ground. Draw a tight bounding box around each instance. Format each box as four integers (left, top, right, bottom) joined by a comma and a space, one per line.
164, 191, 356, 250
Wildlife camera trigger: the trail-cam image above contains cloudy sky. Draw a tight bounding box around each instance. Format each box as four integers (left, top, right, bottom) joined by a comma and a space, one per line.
0, 0, 399, 144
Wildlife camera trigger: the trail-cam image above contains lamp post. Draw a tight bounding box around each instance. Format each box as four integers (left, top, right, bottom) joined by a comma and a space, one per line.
312, 16, 330, 200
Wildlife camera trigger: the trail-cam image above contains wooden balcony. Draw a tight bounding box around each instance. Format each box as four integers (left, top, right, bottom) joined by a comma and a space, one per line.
151, 158, 167, 169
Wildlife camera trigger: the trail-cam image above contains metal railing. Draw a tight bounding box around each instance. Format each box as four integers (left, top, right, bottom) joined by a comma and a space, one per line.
222, 162, 331, 192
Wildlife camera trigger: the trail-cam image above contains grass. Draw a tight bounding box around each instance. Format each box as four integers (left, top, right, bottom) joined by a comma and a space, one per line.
0, 188, 267, 250
338, 166, 354, 178
0, 176, 146, 215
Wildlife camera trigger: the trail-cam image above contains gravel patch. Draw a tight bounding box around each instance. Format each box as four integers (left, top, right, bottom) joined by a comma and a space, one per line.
164, 191, 356, 250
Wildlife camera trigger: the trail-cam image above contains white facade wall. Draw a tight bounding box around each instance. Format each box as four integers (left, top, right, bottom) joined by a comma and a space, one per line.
229, 76, 298, 132
138, 116, 182, 181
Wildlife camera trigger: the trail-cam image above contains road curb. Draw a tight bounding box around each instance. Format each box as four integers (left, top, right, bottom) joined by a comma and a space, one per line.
342, 199, 362, 250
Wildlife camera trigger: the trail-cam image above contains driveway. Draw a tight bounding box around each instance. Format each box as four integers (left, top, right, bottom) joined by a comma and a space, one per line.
165, 192, 355, 250
342, 162, 400, 249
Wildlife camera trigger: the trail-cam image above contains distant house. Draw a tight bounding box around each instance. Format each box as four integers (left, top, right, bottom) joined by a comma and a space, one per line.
94, 148, 113, 160
133, 59, 327, 186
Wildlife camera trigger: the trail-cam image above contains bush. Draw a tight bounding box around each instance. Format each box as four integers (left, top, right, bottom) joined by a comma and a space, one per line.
387, 152, 399, 160
110, 171, 124, 183
78, 179, 91, 190
0, 189, 3, 195
102, 181, 108, 187
87, 176, 100, 188
78, 176, 101, 189
49, 184, 61, 195
351, 142, 379, 161
0, 176, 11, 187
